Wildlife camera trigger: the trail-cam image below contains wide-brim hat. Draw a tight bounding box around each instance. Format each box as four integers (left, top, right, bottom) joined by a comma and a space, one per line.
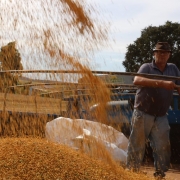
153, 42, 171, 52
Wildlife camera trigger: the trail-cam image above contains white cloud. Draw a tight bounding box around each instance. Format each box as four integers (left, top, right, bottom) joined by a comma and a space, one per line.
87, 0, 180, 71
1, 0, 180, 72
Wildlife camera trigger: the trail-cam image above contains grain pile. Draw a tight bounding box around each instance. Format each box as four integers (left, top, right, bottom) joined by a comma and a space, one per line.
0, 137, 152, 180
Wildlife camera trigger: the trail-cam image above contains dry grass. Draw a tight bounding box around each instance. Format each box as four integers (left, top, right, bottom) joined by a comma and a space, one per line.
0, 137, 153, 180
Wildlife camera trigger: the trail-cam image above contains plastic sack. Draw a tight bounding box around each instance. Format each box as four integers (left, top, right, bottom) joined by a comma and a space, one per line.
45, 117, 128, 163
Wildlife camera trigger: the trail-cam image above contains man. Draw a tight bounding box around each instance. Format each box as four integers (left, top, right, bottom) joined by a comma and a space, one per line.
126, 42, 180, 179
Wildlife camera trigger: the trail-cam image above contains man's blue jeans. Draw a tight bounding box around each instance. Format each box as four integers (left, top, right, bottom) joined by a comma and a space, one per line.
126, 109, 171, 174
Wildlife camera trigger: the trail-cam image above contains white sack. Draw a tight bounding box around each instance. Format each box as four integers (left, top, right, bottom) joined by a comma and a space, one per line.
45, 117, 128, 163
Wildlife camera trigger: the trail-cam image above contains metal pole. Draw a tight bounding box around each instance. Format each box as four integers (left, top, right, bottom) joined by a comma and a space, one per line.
0, 70, 180, 81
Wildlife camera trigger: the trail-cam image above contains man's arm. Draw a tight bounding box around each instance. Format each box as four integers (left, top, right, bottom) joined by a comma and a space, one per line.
133, 76, 175, 90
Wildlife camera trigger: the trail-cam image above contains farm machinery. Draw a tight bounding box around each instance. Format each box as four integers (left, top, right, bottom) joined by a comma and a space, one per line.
0, 70, 180, 163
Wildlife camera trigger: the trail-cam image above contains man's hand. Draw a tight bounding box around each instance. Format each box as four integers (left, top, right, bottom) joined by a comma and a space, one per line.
161, 81, 175, 90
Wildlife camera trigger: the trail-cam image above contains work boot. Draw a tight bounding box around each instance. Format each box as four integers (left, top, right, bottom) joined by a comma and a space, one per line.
153, 171, 166, 179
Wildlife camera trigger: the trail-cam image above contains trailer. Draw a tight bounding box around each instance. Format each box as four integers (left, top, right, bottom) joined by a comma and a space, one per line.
0, 70, 180, 164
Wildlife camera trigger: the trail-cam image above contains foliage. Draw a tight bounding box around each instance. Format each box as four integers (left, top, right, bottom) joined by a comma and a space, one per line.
123, 21, 180, 72
0, 41, 23, 92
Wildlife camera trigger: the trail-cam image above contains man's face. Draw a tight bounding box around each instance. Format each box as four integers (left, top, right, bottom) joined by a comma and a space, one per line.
154, 50, 171, 64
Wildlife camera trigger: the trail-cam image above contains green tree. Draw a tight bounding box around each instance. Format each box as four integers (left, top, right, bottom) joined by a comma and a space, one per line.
123, 21, 180, 72
0, 41, 23, 92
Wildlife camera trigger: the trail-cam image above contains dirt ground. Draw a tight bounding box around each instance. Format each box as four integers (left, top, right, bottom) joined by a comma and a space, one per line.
142, 163, 180, 180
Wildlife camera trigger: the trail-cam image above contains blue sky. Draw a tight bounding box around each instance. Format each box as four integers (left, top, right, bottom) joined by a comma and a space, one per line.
90, 0, 180, 72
